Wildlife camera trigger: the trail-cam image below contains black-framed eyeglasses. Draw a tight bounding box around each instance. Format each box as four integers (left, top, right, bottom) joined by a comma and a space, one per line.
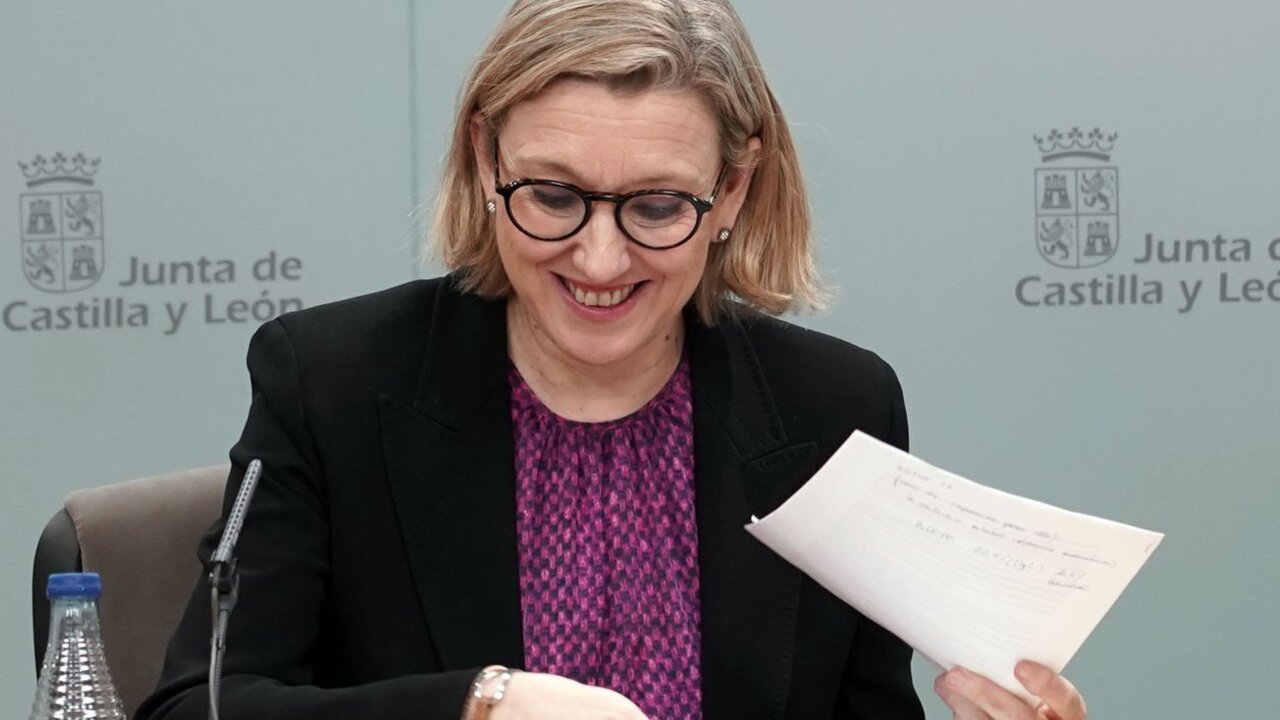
492, 139, 727, 250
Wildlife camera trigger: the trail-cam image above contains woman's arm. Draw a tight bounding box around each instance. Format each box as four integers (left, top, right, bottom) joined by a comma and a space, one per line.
134, 320, 477, 720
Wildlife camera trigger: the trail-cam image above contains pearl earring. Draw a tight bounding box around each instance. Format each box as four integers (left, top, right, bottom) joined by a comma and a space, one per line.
717, 228, 731, 242
485, 200, 497, 214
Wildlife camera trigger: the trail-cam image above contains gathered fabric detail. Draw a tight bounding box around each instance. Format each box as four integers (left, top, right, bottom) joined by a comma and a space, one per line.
510, 353, 702, 720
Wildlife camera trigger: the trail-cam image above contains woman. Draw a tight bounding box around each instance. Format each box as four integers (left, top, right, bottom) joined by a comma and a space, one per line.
138, 1, 1086, 719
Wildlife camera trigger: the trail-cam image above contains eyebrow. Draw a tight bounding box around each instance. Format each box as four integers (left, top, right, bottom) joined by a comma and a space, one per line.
506, 154, 709, 193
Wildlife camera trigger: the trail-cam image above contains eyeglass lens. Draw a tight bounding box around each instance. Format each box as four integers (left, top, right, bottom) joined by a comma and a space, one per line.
507, 183, 700, 248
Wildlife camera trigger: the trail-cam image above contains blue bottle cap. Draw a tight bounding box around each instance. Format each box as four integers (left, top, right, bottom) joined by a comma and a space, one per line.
46, 572, 102, 599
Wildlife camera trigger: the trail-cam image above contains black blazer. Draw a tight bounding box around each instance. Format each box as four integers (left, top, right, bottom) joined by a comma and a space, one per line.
137, 276, 924, 720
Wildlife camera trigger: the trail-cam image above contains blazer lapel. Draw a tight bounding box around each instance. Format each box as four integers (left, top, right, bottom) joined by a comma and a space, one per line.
379, 282, 525, 671
691, 311, 818, 720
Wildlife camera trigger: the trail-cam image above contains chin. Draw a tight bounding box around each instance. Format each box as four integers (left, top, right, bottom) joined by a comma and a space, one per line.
552, 325, 651, 368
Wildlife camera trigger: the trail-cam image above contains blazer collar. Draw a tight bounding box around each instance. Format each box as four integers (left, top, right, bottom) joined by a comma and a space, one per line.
411, 277, 510, 430
382, 281, 814, 719
408, 281, 792, 454
686, 307, 790, 459
405, 280, 788, 452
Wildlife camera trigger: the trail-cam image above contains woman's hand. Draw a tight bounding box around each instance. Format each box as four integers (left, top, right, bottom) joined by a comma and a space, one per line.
933, 661, 1087, 720
487, 671, 649, 720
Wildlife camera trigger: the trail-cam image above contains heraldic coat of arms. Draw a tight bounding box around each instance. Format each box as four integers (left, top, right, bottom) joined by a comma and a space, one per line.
1033, 128, 1119, 269
18, 153, 105, 293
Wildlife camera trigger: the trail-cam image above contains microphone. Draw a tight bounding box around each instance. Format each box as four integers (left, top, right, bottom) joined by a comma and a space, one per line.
211, 459, 261, 567
207, 458, 262, 720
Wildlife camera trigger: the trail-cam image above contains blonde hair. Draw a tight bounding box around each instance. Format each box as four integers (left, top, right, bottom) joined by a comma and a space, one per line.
429, 0, 824, 324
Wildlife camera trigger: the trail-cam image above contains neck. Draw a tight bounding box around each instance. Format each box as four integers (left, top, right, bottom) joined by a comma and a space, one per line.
506, 300, 684, 423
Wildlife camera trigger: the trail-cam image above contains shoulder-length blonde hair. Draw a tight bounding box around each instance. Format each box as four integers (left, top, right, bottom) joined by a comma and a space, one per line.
430, 0, 824, 324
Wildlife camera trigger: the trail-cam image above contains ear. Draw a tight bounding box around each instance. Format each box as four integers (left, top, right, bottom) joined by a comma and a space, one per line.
713, 135, 763, 232
469, 115, 496, 198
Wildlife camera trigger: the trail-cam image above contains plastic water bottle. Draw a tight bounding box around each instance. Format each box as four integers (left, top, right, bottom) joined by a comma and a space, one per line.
30, 572, 126, 720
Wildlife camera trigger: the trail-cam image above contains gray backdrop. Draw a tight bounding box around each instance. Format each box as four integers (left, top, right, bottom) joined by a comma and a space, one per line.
4, 1, 1276, 717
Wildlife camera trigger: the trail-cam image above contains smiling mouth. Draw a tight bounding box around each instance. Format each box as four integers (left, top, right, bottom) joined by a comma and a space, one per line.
558, 275, 642, 308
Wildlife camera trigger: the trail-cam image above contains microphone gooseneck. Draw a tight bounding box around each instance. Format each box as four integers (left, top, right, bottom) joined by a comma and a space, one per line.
207, 458, 262, 720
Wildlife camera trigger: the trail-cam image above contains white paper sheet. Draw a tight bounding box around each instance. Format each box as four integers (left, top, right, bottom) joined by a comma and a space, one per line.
746, 431, 1163, 704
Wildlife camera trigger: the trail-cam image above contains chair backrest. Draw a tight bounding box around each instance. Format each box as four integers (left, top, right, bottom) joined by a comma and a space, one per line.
32, 465, 227, 716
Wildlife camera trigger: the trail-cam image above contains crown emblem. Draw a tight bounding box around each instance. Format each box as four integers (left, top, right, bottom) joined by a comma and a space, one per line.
1033, 128, 1117, 162
18, 153, 101, 188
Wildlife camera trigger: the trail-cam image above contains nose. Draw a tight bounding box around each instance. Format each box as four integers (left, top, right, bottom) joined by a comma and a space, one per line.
571, 205, 631, 283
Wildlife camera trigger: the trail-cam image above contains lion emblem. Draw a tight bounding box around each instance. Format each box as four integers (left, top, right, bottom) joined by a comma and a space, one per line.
1038, 218, 1073, 261
24, 244, 59, 286
64, 194, 100, 236
1079, 170, 1115, 212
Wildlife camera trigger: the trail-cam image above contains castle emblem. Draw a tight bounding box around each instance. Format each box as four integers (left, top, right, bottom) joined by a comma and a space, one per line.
1033, 128, 1119, 268
18, 153, 105, 293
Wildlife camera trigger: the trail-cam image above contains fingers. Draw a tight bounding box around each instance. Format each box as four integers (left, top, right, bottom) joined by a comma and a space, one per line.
933, 671, 989, 719
1015, 661, 1087, 720
934, 667, 1039, 720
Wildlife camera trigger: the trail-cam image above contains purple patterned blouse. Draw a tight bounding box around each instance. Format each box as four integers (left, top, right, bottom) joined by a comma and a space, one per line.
510, 354, 702, 720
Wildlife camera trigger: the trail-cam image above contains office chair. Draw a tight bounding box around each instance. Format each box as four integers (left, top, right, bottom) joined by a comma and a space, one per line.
32, 465, 227, 716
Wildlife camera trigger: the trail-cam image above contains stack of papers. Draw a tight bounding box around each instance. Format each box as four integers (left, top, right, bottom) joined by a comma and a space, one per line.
746, 432, 1162, 703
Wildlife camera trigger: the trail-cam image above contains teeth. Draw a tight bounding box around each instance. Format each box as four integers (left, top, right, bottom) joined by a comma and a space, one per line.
565, 278, 635, 308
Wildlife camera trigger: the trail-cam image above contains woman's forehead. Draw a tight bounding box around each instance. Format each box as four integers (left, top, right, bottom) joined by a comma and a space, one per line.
499, 80, 720, 187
